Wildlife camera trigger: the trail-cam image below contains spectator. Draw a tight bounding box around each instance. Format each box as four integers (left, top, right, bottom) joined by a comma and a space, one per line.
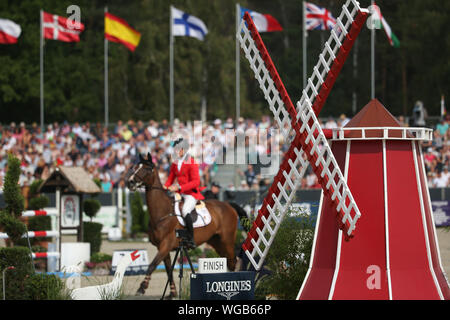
101, 174, 113, 193
325, 117, 338, 129
2, 112, 448, 193
432, 170, 448, 188
412, 100, 428, 126
441, 166, 450, 185
398, 115, 408, 127
238, 164, 257, 188
436, 119, 449, 136
338, 114, 350, 127
203, 182, 221, 200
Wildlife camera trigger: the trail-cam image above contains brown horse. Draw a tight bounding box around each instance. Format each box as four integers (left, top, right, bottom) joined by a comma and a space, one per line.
125, 153, 248, 297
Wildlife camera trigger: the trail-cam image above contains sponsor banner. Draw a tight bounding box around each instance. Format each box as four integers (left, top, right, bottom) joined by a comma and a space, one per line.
190, 271, 255, 300
242, 199, 450, 227
431, 201, 450, 227
110, 249, 149, 275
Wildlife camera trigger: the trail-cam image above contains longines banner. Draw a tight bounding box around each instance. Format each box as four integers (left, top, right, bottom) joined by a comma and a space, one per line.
190, 271, 255, 300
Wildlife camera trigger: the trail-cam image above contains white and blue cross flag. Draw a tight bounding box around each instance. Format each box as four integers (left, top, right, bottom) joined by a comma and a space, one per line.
171, 6, 208, 41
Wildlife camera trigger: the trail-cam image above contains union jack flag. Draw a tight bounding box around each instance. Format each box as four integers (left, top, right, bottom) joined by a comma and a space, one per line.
304, 2, 336, 31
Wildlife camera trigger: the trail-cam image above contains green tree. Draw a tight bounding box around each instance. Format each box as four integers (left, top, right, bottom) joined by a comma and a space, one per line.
0, 154, 26, 245
82, 198, 102, 255
130, 192, 149, 237
0, 0, 448, 124
254, 207, 315, 300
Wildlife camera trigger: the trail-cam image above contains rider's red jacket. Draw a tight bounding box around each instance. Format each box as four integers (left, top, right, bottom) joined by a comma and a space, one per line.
164, 156, 205, 200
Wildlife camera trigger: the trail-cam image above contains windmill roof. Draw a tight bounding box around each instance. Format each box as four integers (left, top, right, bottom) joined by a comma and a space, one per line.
344, 99, 402, 128
341, 98, 412, 139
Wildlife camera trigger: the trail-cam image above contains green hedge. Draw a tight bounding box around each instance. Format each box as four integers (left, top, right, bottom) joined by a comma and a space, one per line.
0, 248, 71, 300
0, 247, 34, 299
254, 211, 315, 300
90, 252, 112, 263
29, 216, 52, 244
83, 198, 101, 220
83, 221, 103, 255
28, 195, 49, 211
23, 273, 70, 300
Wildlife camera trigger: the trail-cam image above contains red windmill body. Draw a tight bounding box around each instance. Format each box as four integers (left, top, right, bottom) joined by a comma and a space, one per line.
298, 99, 450, 300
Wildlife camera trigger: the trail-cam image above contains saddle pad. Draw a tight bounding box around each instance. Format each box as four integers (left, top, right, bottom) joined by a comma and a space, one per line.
174, 200, 212, 228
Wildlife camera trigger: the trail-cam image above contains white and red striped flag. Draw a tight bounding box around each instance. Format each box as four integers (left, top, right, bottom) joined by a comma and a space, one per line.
0, 18, 21, 44
239, 6, 283, 33
42, 11, 84, 42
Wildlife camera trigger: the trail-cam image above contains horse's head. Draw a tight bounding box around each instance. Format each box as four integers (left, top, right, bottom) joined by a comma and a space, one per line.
126, 153, 156, 191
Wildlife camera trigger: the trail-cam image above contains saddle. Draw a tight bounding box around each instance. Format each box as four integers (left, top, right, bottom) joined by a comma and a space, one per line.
173, 193, 211, 228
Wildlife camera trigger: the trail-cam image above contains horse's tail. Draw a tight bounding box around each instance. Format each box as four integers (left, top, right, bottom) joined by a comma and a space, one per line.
228, 202, 250, 232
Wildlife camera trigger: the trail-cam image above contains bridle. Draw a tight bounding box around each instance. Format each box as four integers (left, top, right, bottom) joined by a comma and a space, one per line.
128, 162, 174, 200
128, 162, 153, 189
127, 159, 180, 226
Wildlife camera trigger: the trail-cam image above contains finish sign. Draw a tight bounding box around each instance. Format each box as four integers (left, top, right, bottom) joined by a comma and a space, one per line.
198, 258, 227, 274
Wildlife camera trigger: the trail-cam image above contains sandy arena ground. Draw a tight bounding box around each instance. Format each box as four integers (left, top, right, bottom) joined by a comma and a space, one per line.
112, 228, 450, 300
1, 228, 449, 299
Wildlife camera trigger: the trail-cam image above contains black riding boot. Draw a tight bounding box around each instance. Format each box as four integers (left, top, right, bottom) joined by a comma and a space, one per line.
183, 213, 196, 248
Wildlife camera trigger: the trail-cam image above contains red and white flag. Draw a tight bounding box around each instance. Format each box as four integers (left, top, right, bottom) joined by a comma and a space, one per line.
304, 2, 336, 31
0, 18, 21, 44
240, 6, 283, 33
42, 11, 84, 42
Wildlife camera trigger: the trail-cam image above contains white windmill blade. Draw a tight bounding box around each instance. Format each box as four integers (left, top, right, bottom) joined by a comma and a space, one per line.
238, 0, 369, 270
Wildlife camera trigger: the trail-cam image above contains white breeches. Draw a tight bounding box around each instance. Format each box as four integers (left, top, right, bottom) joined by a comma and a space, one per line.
182, 194, 197, 217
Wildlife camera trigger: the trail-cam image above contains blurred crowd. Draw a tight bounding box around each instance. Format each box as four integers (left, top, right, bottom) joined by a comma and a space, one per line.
0, 113, 449, 193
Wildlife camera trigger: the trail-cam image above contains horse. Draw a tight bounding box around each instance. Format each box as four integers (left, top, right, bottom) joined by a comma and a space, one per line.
125, 153, 249, 297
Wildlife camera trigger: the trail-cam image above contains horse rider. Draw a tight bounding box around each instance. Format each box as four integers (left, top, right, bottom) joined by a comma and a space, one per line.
163, 138, 204, 248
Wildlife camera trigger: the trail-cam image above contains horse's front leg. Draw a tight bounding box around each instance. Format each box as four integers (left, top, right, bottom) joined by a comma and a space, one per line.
163, 254, 177, 299
136, 242, 172, 296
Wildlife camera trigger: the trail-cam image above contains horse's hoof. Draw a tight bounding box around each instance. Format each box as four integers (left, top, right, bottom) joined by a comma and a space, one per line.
168, 292, 177, 299
135, 288, 146, 296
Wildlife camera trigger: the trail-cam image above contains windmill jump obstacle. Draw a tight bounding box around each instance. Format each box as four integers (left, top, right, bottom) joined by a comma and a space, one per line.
298, 100, 450, 300
238, 0, 368, 270
238, 0, 450, 300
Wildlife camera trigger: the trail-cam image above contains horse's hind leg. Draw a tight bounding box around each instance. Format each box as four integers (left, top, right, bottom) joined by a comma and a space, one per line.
163, 254, 177, 299
207, 235, 237, 272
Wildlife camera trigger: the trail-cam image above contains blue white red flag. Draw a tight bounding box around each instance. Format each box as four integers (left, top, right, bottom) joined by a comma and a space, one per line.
304, 2, 336, 31
240, 6, 283, 32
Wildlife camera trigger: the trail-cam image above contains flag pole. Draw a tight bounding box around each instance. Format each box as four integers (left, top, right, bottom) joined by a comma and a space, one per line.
169, 5, 174, 125
104, 6, 109, 129
236, 3, 241, 124
40, 9, 44, 132
352, 38, 358, 115
302, 1, 307, 88
371, 0, 375, 99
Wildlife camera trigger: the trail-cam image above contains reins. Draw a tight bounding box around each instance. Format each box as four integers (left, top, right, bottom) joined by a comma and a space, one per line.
145, 185, 181, 226
129, 162, 182, 227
